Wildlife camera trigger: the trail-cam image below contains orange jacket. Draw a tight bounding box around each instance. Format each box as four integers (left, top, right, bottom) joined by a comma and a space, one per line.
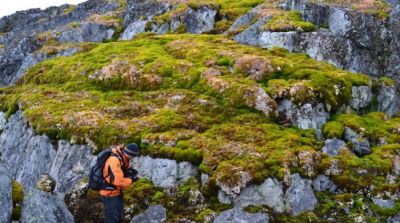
99, 147, 133, 197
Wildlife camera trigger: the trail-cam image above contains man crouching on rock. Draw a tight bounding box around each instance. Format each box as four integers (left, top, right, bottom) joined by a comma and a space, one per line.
100, 143, 140, 223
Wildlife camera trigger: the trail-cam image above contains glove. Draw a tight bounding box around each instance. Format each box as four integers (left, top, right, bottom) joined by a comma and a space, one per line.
124, 168, 139, 182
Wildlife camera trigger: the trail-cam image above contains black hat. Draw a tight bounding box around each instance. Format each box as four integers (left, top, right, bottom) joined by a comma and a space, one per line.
123, 143, 140, 158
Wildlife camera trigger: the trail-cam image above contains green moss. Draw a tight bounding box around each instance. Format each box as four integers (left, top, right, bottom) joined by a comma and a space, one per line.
195, 209, 216, 222
12, 181, 24, 220
264, 11, 316, 32
322, 121, 344, 138
124, 178, 163, 211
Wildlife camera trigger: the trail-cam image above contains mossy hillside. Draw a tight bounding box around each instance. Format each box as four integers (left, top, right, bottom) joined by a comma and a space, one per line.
0, 34, 392, 192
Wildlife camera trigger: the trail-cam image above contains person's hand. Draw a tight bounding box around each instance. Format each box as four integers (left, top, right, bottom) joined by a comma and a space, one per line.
125, 168, 139, 182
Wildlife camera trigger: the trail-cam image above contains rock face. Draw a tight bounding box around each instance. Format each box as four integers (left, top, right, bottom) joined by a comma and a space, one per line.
372, 198, 395, 209
132, 156, 198, 187
278, 99, 329, 130
344, 127, 371, 156
285, 173, 318, 216
20, 189, 74, 223
213, 208, 269, 223
377, 84, 400, 117
235, 1, 400, 86
0, 162, 12, 223
184, 6, 217, 34
219, 178, 285, 213
131, 205, 167, 223
350, 86, 373, 110
312, 174, 337, 192
321, 138, 346, 156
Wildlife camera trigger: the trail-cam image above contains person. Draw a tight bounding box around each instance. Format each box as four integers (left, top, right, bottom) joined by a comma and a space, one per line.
100, 143, 140, 223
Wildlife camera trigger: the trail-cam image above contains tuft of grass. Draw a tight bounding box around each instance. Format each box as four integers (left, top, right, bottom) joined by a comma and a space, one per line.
264, 11, 316, 32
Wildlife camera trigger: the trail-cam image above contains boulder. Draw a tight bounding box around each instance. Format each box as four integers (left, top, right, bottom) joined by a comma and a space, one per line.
119, 20, 147, 40
132, 156, 198, 187
312, 174, 337, 192
285, 173, 318, 216
231, 178, 285, 213
213, 207, 269, 223
372, 198, 395, 209
234, 17, 271, 46
131, 205, 167, 223
377, 84, 400, 117
321, 138, 347, 156
344, 127, 371, 156
350, 86, 373, 110
184, 6, 217, 34
49, 140, 95, 193
0, 162, 12, 223
259, 31, 301, 52
20, 189, 74, 223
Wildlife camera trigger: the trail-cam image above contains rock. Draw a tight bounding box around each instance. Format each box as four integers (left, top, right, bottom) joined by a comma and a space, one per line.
123, 0, 171, 26
132, 156, 197, 187
232, 178, 285, 213
0, 112, 6, 131
56, 22, 115, 43
64, 179, 90, 217
312, 174, 337, 192
344, 127, 371, 156
120, 20, 148, 40
321, 138, 347, 156
36, 174, 56, 193
259, 31, 301, 52
228, 10, 257, 32
131, 205, 167, 223
377, 84, 400, 117
213, 207, 269, 223
0, 162, 12, 223
285, 173, 318, 216
216, 170, 251, 198
388, 213, 400, 223
278, 99, 329, 130
234, 17, 271, 46
372, 198, 395, 209
350, 86, 373, 110
49, 140, 95, 193
244, 87, 277, 118
201, 173, 209, 185
302, 3, 329, 27
392, 156, 400, 176
0, 111, 56, 188
184, 6, 217, 34
21, 189, 74, 223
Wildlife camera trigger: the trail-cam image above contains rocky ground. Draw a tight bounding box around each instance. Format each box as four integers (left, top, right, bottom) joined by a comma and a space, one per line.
0, 0, 399, 222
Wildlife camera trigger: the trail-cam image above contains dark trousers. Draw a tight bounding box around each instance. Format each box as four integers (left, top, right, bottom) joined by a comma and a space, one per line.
101, 195, 124, 223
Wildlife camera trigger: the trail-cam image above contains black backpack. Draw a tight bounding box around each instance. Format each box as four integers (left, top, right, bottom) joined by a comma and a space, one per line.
88, 149, 118, 191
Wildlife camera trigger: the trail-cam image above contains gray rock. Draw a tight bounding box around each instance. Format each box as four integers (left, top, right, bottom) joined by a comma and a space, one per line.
302, 3, 329, 27
234, 17, 271, 46
123, 0, 171, 26
49, 140, 95, 193
377, 84, 400, 117
0, 111, 55, 188
0, 112, 6, 131
312, 174, 337, 192
36, 174, 56, 193
21, 189, 74, 223
228, 5, 259, 32
213, 207, 269, 223
321, 138, 346, 156
132, 156, 197, 187
259, 31, 301, 52
285, 173, 318, 216
0, 162, 12, 223
344, 127, 371, 156
57, 22, 115, 43
201, 173, 209, 185
120, 20, 148, 40
131, 205, 167, 223
350, 86, 373, 110
278, 99, 329, 130
328, 8, 351, 36
184, 6, 217, 34
372, 198, 395, 209
233, 178, 285, 213
388, 213, 400, 223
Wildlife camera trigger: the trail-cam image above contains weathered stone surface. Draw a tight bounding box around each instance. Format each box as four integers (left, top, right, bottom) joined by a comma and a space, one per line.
377, 84, 400, 117
0, 112, 6, 131
132, 156, 197, 187
213, 207, 269, 223
278, 99, 329, 130
350, 86, 373, 110
312, 174, 337, 192
372, 198, 395, 209
56, 22, 115, 43
344, 127, 371, 156
259, 31, 300, 52
388, 213, 400, 223
123, 0, 171, 26
321, 138, 346, 156
184, 6, 217, 34
232, 178, 285, 213
0, 111, 55, 188
120, 20, 147, 40
216, 170, 251, 198
21, 189, 74, 223
131, 205, 167, 223
49, 140, 95, 193
234, 17, 271, 46
36, 174, 56, 193
0, 162, 12, 223
285, 173, 318, 216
